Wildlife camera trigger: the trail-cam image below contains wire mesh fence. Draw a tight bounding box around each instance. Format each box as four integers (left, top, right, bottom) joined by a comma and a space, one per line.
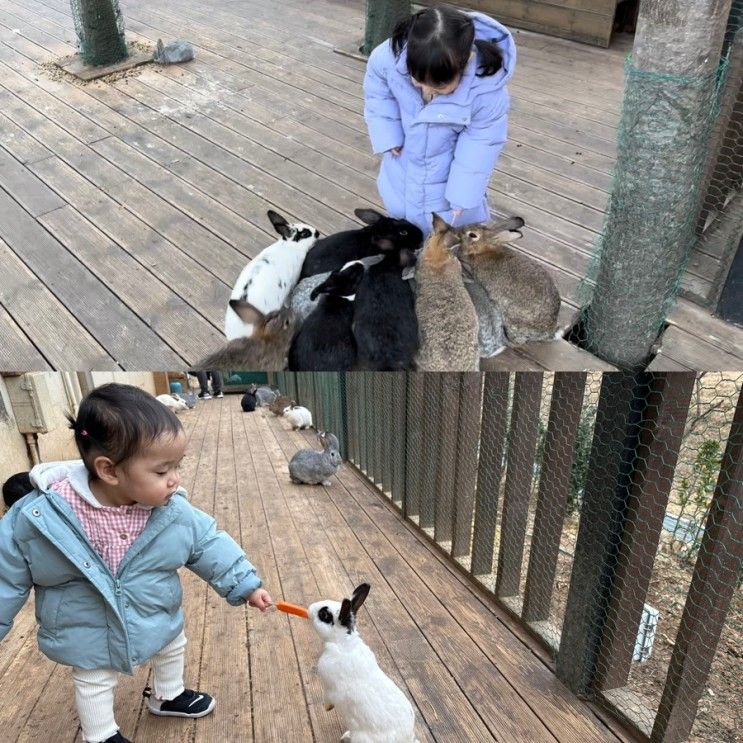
271, 370, 742, 742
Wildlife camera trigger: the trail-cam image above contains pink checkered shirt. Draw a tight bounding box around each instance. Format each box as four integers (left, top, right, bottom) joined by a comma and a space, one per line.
51, 477, 151, 575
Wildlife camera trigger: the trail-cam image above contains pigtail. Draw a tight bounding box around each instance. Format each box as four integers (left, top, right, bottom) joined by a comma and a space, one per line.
391, 14, 414, 57
474, 39, 503, 77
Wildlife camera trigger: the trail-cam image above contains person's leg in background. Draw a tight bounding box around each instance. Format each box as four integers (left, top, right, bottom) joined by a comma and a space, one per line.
209, 372, 223, 398
194, 371, 211, 400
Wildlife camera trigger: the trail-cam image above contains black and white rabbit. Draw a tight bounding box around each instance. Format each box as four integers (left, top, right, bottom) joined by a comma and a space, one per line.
300, 208, 423, 279
353, 248, 419, 371
308, 584, 419, 743
288, 262, 364, 371
225, 210, 319, 340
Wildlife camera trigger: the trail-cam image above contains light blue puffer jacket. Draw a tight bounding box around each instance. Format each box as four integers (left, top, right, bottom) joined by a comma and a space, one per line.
0, 461, 262, 674
363, 12, 516, 235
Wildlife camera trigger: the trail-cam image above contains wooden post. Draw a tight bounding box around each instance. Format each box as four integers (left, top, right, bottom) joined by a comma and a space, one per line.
495, 372, 543, 599
362, 0, 411, 56
557, 371, 652, 695
405, 373, 425, 519
391, 372, 407, 507
471, 373, 511, 576
434, 373, 460, 545
419, 373, 440, 530
596, 373, 696, 691
452, 373, 484, 559
381, 373, 394, 495
651, 386, 743, 743
523, 372, 587, 623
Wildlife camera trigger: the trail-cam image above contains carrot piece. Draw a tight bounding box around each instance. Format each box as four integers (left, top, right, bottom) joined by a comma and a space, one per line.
276, 601, 309, 619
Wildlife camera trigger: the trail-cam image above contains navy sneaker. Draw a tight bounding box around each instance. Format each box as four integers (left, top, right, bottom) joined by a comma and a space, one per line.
143, 686, 216, 718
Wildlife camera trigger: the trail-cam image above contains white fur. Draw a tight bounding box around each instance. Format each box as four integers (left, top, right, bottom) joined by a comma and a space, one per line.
225, 221, 319, 340
283, 405, 313, 429
156, 394, 188, 412
308, 598, 418, 743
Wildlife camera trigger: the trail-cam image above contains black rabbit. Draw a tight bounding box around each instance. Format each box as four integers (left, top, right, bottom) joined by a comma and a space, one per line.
300, 208, 423, 279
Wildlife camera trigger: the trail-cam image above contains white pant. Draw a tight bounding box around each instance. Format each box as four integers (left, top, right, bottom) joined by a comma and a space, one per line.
72, 631, 187, 743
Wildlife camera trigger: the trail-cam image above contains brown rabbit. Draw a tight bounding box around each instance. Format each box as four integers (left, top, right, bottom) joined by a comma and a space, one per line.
268, 394, 295, 416
196, 300, 296, 370
455, 218, 560, 345
414, 213, 480, 371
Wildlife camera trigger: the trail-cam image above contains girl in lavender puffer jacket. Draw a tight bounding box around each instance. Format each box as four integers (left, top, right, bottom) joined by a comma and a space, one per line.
363, 4, 516, 237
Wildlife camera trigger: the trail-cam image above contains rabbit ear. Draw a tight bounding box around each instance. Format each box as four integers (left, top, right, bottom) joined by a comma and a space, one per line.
338, 598, 353, 631
156, 38, 164, 55
354, 208, 384, 226
350, 583, 370, 613
431, 212, 450, 233
229, 299, 265, 326
267, 210, 292, 239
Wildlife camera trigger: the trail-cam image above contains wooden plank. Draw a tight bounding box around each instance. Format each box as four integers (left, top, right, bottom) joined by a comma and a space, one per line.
471, 373, 511, 575
652, 387, 743, 743
0, 302, 50, 371
596, 373, 696, 692
523, 372, 587, 623
496, 372, 543, 598
655, 325, 743, 371
518, 338, 618, 371
0, 146, 64, 217
452, 373, 484, 559
434, 373, 460, 545
0, 188, 179, 368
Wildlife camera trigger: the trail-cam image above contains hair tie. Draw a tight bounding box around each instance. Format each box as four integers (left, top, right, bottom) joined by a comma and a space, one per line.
81, 430, 88, 437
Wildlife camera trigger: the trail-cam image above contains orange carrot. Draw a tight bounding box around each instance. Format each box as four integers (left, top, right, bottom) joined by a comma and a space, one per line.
276, 601, 309, 619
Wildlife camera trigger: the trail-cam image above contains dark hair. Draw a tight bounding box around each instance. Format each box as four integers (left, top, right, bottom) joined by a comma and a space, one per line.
67, 383, 183, 475
391, 5, 502, 85
2, 471, 33, 509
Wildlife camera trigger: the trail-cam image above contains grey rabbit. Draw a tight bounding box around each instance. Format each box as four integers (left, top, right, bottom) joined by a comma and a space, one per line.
153, 38, 195, 64
250, 384, 278, 407
455, 218, 561, 347
288, 432, 342, 486
195, 301, 296, 370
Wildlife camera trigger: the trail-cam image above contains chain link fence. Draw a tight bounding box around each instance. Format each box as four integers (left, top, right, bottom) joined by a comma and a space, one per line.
272, 371, 742, 742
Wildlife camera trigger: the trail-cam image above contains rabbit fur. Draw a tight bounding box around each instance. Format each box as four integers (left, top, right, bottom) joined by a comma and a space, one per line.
288, 262, 365, 371
288, 431, 342, 485
290, 255, 385, 325
300, 208, 423, 279
455, 218, 561, 346
353, 247, 419, 371
250, 385, 278, 407
153, 38, 194, 64
268, 394, 296, 416
156, 394, 189, 412
225, 210, 319, 340
198, 303, 296, 370
309, 584, 419, 743
241, 390, 257, 412
284, 405, 313, 430
414, 213, 480, 371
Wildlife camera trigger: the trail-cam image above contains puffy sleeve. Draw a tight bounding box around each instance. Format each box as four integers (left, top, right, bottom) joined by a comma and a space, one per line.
445, 89, 510, 209
363, 42, 405, 155
186, 506, 262, 606
0, 507, 33, 642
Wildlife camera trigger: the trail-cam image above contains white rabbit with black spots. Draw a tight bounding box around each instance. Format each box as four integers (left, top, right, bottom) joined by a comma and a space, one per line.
308, 584, 419, 743
225, 210, 319, 340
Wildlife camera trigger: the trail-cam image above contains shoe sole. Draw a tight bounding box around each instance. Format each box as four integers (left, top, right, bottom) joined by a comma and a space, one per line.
148, 698, 216, 718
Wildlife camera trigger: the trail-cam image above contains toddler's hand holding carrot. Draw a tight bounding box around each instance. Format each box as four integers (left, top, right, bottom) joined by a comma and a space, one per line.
247, 587, 273, 612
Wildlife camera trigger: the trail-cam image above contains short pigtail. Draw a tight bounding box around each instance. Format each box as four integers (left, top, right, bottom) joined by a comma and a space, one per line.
474, 39, 503, 77
391, 14, 414, 57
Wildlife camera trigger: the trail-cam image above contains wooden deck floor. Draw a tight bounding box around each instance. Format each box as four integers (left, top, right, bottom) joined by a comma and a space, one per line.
0, 0, 740, 371
0, 397, 635, 742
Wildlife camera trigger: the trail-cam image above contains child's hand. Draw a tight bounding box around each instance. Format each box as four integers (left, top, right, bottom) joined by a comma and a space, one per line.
247, 588, 273, 612
389, 146, 402, 156
450, 207, 463, 225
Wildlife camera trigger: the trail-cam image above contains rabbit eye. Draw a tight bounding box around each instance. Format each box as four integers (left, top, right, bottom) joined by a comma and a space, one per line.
467, 231, 479, 239
400, 230, 408, 236
318, 607, 334, 625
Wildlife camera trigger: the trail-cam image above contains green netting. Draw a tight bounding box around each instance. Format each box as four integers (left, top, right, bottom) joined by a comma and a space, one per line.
575, 1, 743, 368
362, 0, 411, 56
70, 0, 128, 66
274, 370, 743, 742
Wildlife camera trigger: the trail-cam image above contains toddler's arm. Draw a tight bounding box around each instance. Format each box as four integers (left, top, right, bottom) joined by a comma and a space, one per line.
186, 508, 263, 606
363, 42, 404, 155
445, 92, 510, 211
0, 507, 33, 642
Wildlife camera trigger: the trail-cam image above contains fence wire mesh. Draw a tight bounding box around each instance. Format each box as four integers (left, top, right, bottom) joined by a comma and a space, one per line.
273, 371, 742, 743
70, 0, 128, 66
